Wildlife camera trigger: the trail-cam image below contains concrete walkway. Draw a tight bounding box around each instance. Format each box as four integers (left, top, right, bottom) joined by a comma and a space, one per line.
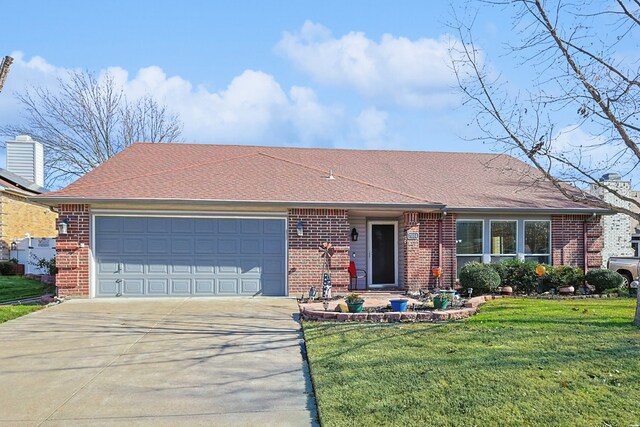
0, 298, 317, 426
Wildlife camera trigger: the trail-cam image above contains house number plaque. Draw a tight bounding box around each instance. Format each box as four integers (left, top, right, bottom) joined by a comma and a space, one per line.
407, 232, 419, 240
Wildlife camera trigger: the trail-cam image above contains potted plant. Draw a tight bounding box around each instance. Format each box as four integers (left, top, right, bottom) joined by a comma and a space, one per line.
433, 292, 452, 309
389, 298, 409, 312
345, 293, 365, 313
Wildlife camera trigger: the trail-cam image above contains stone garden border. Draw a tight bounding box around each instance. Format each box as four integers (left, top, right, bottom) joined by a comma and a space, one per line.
300, 293, 630, 323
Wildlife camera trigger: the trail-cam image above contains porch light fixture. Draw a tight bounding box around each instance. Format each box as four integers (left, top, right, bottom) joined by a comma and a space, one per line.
10, 241, 17, 251
296, 219, 304, 237
351, 228, 359, 242
58, 218, 70, 235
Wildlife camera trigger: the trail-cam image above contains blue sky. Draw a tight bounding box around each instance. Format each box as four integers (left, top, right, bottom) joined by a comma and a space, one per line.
0, 0, 585, 162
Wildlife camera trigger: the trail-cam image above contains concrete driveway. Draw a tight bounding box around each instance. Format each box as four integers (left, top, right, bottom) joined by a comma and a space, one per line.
0, 298, 317, 426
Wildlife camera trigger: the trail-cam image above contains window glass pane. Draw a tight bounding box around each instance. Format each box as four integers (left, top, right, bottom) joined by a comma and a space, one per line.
525, 221, 550, 254
490, 221, 516, 254
456, 221, 483, 254
525, 255, 550, 263
456, 256, 482, 275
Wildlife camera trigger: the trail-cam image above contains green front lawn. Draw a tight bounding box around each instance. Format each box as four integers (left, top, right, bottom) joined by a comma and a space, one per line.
0, 275, 55, 303
0, 305, 43, 323
304, 299, 640, 426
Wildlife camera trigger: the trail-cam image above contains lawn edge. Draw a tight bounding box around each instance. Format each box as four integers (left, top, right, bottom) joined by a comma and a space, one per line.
301, 320, 326, 427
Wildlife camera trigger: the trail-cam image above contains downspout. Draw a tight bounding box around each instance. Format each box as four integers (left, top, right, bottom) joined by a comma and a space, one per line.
438, 216, 443, 289
583, 220, 588, 274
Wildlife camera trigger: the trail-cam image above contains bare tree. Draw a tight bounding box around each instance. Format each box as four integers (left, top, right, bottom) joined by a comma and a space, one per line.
1, 70, 182, 186
450, 0, 640, 220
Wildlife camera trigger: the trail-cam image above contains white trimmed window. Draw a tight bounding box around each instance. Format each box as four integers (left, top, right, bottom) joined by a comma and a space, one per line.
456, 220, 483, 275
524, 220, 551, 264
490, 220, 517, 263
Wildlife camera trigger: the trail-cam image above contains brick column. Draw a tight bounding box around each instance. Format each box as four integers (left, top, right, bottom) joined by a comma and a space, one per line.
552, 214, 603, 270
56, 204, 90, 298
402, 212, 423, 291
287, 209, 350, 295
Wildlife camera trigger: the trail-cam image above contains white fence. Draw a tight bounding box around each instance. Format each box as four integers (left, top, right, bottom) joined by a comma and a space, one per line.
10, 236, 56, 275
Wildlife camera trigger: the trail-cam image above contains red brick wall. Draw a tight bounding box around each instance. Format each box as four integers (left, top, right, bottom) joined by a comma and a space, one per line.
402, 212, 457, 291
287, 208, 350, 295
56, 204, 90, 298
551, 214, 603, 270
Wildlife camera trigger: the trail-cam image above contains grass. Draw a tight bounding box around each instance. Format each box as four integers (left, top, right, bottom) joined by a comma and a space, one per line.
0, 275, 55, 303
0, 305, 43, 323
304, 298, 640, 427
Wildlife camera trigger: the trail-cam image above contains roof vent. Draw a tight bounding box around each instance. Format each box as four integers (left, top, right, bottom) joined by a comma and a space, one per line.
326, 169, 335, 180
600, 172, 621, 182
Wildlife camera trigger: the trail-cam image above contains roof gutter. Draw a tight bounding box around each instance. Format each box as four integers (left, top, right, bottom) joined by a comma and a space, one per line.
30, 196, 446, 211
449, 207, 614, 215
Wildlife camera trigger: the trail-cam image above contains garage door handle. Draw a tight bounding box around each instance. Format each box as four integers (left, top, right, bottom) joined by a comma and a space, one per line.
115, 279, 122, 284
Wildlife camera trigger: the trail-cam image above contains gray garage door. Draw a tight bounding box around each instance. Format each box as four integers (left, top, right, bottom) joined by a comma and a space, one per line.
95, 216, 286, 297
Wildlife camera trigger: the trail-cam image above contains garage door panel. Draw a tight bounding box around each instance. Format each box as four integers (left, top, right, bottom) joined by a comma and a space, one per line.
195, 238, 216, 254
241, 239, 260, 254
95, 217, 286, 297
147, 259, 169, 274
218, 239, 238, 254
147, 279, 169, 295
195, 220, 216, 234
263, 259, 284, 275
263, 239, 284, 255
123, 279, 144, 295
263, 220, 284, 234
217, 259, 238, 274
240, 220, 261, 234
218, 278, 238, 294
171, 279, 191, 294
262, 277, 284, 296
171, 218, 195, 233
96, 217, 121, 233
194, 279, 215, 294
170, 261, 192, 274
171, 238, 194, 254
123, 259, 144, 274
122, 217, 145, 233
97, 259, 120, 274
123, 238, 145, 254
241, 278, 260, 294
96, 238, 120, 254
98, 279, 118, 295
218, 219, 239, 234
147, 218, 170, 233
194, 259, 215, 274
147, 238, 169, 254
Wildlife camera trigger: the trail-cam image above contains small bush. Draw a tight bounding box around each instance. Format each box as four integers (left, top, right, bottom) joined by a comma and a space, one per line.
490, 259, 539, 294
30, 256, 57, 275
586, 269, 623, 294
0, 261, 16, 276
541, 265, 584, 292
459, 262, 500, 294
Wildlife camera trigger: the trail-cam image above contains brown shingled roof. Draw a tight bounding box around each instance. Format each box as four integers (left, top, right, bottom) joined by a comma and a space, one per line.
37, 143, 593, 210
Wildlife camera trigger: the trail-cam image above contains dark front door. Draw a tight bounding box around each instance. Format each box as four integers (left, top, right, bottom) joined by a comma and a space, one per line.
371, 223, 396, 285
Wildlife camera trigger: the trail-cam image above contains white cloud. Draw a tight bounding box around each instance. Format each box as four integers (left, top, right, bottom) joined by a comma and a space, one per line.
352, 107, 398, 149
276, 21, 461, 108
0, 52, 344, 146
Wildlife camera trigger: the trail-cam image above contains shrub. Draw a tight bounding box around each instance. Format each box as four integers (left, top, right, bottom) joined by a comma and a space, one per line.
459, 262, 500, 294
541, 265, 584, 292
30, 255, 58, 275
490, 259, 539, 294
585, 269, 623, 294
0, 261, 16, 276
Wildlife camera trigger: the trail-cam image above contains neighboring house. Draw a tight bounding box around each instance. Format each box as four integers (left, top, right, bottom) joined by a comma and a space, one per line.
35, 143, 606, 298
588, 174, 637, 261
0, 135, 57, 260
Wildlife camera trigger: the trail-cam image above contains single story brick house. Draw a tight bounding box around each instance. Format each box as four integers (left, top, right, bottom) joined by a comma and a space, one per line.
34, 143, 606, 298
